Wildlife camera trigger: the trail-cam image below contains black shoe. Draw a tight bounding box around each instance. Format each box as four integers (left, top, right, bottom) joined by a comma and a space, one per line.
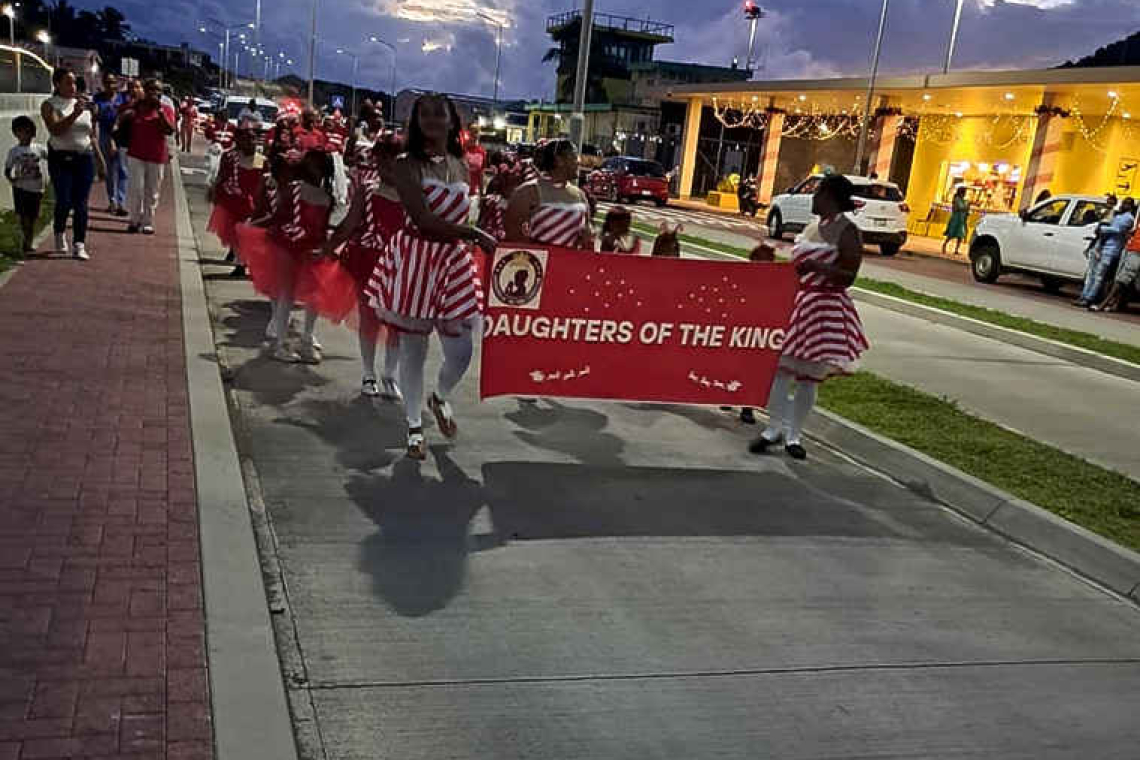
225, 250, 236, 263
748, 435, 779, 454
127, 224, 140, 234
785, 443, 807, 460
740, 408, 757, 425
230, 265, 246, 278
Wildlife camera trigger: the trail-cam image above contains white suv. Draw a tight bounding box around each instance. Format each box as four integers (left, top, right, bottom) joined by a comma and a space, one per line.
767, 174, 910, 256
969, 194, 1113, 290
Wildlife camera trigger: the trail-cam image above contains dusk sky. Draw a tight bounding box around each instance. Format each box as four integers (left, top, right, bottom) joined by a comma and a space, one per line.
74, 0, 1140, 100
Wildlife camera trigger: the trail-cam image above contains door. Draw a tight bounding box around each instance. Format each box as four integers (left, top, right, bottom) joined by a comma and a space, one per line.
1053, 199, 1109, 277
1004, 198, 1070, 270
785, 176, 821, 228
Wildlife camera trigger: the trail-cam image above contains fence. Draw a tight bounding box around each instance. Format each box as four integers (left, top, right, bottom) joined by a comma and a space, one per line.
0, 45, 53, 96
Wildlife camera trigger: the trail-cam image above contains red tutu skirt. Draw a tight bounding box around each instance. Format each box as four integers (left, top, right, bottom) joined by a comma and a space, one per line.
207, 204, 246, 250
341, 241, 383, 291
236, 224, 358, 324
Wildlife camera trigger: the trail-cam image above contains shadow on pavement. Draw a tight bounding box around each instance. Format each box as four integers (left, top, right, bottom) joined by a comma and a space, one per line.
505, 399, 625, 466
279, 396, 405, 473
231, 352, 334, 407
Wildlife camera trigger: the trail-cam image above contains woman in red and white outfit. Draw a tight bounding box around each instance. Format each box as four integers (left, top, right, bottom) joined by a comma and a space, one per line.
323, 135, 405, 399
323, 111, 350, 207
364, 93, 496, 459
476, 151, 525, 242
206, 124, 263, 277
750, 174, 869, 460
178, 96, 198, 153
238, 149, 355, 364
504, 138, 593, 249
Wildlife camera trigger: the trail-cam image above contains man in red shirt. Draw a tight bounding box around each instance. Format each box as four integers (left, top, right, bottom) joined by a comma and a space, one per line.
119, 78, 176, 234
464, 124, 487, 196
292, 108, 327, 153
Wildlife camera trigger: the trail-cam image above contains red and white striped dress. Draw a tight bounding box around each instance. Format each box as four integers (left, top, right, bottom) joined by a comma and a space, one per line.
366, 160, 483, 331
477, 194, 508, 241
528, 182, 590, 248
779, 217, 869, 382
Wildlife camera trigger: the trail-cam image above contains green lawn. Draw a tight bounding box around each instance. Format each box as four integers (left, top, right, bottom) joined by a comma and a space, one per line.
818, 371, 1140, 551
0, 190, 55, 275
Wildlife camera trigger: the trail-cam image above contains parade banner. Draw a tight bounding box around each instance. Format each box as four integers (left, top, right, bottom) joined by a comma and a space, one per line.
479, 246, 798, 407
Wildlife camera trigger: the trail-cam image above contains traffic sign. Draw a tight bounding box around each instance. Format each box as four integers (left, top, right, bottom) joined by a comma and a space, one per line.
330, 95, 345, 110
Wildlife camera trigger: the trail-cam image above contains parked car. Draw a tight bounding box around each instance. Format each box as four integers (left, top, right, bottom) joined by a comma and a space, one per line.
968, 194, 1112, 290
586, 156, 670, 207
767, 174, 910, 256
221, 96, 279, 137
577, 143, 604, 183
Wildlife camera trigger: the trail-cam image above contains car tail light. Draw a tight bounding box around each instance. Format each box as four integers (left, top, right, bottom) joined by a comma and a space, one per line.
899, 202, 910, 213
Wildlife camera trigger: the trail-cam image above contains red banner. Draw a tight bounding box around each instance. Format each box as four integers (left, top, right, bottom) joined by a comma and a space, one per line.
479, 246, 798, 407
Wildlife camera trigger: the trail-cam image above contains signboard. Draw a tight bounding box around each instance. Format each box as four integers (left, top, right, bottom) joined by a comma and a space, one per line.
120, 57, 139, 77
479, 246, 798, 407
1114, 157, 1138, 196
330, 94, 345, 111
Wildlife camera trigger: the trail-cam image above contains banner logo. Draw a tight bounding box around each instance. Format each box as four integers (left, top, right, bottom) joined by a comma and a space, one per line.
490, 248, 547, 310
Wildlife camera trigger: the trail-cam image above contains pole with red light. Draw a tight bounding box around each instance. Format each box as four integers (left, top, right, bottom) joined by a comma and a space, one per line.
743, 1, 764, 74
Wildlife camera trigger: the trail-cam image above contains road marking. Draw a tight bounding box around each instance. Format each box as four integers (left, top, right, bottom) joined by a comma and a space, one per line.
598, 201, 764, 234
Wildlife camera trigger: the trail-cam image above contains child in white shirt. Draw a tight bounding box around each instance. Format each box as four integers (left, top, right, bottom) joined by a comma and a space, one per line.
5, 115, 49, 253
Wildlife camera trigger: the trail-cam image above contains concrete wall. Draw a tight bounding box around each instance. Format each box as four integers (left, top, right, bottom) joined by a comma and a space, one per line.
0, 94, 51, 212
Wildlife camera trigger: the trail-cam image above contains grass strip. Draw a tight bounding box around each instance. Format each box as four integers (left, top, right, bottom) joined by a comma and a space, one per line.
853, 277, 1140, 367
818, 371, 1140, 551
0, 191, 55, 275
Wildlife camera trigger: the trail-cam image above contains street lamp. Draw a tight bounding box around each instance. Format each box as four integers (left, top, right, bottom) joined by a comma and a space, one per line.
3, 4, 19, 93
35, 29, 51, 67
742, 1, 764, 73
200, 19, 255, 89
367, 35, 397, 122
335, 48, 359, 116
944, 0, 964, 73
307, 0, 318, 106
853, 0, 889, 174
476, 12, 506, 117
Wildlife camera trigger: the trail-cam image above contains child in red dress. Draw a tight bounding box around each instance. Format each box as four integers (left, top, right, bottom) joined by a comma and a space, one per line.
323, 136, 405, 399
237, 149, 355, 364
206, 125, 263, 277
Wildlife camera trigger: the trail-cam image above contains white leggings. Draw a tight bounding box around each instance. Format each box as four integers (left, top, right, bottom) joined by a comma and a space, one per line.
359, 331, 400, 380
762, 370, 817, 446
270, 291, 317, 347
397, 330, 473, 428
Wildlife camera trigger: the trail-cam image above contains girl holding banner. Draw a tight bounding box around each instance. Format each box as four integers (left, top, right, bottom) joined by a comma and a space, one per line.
504, 138, 593, 249
750, 174, 869, 460
365, 93, 497, 460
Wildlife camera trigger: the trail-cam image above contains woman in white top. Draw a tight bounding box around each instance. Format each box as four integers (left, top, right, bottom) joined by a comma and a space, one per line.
41, 67, 106, 260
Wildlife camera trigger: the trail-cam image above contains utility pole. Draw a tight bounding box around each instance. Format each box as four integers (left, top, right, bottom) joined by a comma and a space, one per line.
743, 1, 764, 73
943, 0, 964, 73
307, 0, 317, 105
569, 0, 594, 150
854, 0, 889, 174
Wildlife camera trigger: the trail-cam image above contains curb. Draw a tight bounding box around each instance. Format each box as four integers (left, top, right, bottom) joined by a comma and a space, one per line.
805, 407, 1140, 603
851, 287, 1140, 384
172, 156, 300, 760
0, 224, 54, 292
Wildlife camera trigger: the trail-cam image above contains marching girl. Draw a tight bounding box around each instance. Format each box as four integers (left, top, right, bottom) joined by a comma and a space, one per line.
238, 148, 355, 364
749, 174, 869, 460
504, 138, 593, 249
203, 110, 235, 187
206, 123, 263, 277
322, 135, 405, 399
323, 111, 350, 207
364, 93, 496, 460
475, 151, 525, 242
598, 205, 641, 254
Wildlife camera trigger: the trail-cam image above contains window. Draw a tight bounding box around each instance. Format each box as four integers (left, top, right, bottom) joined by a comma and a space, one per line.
853, 183, 904, 202
797, 177, 822, 195
624, 159, 667, 178
1067, 200, 1110, 227
1026, 199, 1070, 225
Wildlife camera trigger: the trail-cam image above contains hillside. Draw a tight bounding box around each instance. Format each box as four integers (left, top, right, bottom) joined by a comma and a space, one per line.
1062, 29, 1140, 68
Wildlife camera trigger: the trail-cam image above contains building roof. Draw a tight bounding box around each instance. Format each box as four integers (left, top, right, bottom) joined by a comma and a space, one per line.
633, 60, 752, 81
546, 10, 674, 44
662, 65, 1140, 116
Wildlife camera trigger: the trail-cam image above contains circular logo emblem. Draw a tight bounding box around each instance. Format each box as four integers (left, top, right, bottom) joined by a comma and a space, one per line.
492, 249, 545, 307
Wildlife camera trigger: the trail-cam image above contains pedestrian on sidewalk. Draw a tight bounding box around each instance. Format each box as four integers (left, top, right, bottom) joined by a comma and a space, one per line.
941, 186, 970, 256
238, 148, 354, 364
323, 135, 405, 399
178, 96, 197, 153
118, 79, 176, 235
41, 67, 106, 260
750, 174, 869, 461
206, 123, 263, 277
1076, 197, 1135, 308
92, 72, 130, 216
1093, 222, 1140, 313
363, 93, 496, 460
5, 116, 48, 254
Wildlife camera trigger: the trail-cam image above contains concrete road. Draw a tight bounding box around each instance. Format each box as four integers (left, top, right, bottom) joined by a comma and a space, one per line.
182, 159, 1140, 759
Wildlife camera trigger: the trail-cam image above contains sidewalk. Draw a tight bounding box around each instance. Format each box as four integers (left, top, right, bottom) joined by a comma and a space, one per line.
0, 177, 213, 759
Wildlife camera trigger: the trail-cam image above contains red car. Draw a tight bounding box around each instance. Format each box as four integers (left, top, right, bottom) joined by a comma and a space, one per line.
587, 156, 670, 207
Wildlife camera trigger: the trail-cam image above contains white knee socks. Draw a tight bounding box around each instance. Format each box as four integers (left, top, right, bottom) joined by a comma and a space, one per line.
382, 334, 399, 380
397, 333, 429, 428
761, 371, 793, 443
437, 331, 473, 400
359, 330, 377, 379
302, 308, 318, 343
787, 381, 817, 446
270, 294, 292, 346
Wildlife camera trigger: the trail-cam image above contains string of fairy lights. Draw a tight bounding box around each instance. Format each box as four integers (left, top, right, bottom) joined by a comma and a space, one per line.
711, 91, 1136, 150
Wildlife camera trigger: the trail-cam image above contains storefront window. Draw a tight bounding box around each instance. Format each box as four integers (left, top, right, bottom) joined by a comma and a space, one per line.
939, 160, 1022, 212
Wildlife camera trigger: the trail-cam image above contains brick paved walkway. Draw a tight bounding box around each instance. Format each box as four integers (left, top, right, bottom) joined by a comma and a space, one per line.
0, 173, 212, 759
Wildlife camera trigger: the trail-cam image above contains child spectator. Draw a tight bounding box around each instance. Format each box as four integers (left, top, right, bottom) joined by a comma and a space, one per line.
5, 115, 49, 253
598, 205, 641, 254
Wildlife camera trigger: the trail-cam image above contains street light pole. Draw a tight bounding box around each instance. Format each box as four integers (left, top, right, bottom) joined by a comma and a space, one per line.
743, 1, 764, 73
853, 0, 889, 175
307, 0, 317, 106
569, 0, 595, 150
369, 35, 397, 123
943, 0, 964, 74
254, 0, 261, 79
3, 5, 19, 94
336, 49, 359, 116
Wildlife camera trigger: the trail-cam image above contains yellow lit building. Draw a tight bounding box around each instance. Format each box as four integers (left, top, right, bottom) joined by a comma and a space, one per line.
664, 67, 1140, 232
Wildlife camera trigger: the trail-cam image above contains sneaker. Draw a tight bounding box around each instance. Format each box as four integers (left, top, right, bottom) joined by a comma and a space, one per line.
127, 224, 140, 234
141, 225, 155, 235
428, 393, 457, 439
309, 334, 323, 351
73, 242, 89, 261
785, 443, 808, 460
361, 376, 381, 397
53, 233, 68, 254
406, 428, 427, 460
265, 320, 280, 341
270, 344, 301, 363
380, 377, 403, 402
296, 342, 322, 365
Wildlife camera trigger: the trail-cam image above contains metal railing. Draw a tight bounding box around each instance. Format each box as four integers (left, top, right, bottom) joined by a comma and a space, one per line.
546, 10, 674, 38
0, 45, 53, 94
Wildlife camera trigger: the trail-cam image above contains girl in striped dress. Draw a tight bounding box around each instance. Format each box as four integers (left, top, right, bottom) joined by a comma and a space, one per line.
206, 125, 263, 277
323, 112, 350, 208
504, 138, 593, 249
323, 135, 405, 399
364, 93, 497, 460
476, 152, 525, 242
750, 174, 869, 460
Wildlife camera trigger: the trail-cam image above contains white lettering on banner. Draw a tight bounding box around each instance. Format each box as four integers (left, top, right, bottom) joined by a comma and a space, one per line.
487, 314, 784, 350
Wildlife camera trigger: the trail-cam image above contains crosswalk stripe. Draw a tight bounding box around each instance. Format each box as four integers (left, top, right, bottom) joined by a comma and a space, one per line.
597, 202, 764, 233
